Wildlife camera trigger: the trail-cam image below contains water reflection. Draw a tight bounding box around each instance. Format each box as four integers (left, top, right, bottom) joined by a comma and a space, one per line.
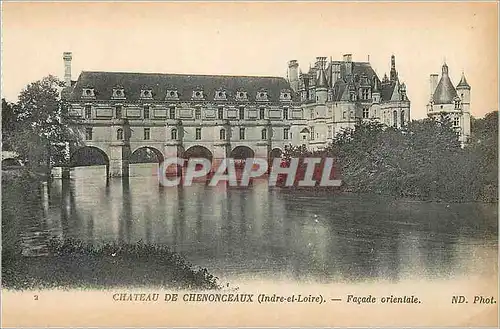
2, 164, 498, 284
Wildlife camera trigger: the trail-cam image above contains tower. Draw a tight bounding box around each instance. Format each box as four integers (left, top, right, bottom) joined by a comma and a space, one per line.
456, 72, 471, 142
63, 52, 72, 88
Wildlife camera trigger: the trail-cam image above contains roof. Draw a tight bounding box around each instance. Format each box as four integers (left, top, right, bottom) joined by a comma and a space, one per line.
433, 64, 458, 104
69, 71, 295, 102
317, 68, 328, 88
456, 73, 471, 90
329, 62, 398, 102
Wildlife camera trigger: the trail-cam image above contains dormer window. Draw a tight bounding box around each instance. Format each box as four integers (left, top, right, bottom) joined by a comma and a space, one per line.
256, 91, 268, 101
280, 90, 292, 102
236, 91, 248, 101
112, 87, 126, 100
215, 90, 227, 100
140, 89, 153, 99
82, 88, 96, 98
166, 90, 179, 100
192, 90, 204, 100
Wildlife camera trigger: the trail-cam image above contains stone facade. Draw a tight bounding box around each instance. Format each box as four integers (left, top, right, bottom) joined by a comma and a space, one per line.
289, 54, 411, 151
63, 52, 411, 176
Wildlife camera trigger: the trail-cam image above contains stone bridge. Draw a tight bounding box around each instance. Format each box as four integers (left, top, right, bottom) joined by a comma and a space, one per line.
71, 138, 285, 178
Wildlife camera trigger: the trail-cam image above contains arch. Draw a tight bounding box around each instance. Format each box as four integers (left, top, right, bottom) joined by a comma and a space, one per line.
269, 148, 283, 160
183, 145, 213, 161
70, 146, 109, 167
130, 146, 164, 164
393, 110, 398, 127
230, 146, 254, 160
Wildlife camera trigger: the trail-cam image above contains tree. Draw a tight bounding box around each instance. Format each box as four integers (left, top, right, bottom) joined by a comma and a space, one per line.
1, 99, 18, 151
4, 75, 83, 172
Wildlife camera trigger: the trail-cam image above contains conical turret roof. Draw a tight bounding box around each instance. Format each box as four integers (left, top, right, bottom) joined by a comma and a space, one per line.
456, 72, 471, 90
432, 63, 457, 104
317, 68, 328, 88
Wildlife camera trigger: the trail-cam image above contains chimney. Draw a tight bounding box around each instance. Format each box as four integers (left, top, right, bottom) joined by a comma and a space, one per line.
343, 54, 352, 62
63, 52, 72, 88
343, 54, 352, 76
430, 74, 438, 101
287, 60, 299, 92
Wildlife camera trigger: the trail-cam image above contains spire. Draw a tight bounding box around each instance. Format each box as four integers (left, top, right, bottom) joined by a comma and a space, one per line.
433, 62, 457, 104
456, 71, 471, 90
317, 68, 328, 88
390, 54, 398, 82
373, 75, 380, 92
442, 62, 449, 75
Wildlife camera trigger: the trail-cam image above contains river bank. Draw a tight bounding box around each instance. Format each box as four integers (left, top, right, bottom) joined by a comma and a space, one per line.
2, 238, 221, 290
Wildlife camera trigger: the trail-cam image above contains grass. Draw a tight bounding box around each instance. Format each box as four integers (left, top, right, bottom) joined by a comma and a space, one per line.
2, 238, 221, 291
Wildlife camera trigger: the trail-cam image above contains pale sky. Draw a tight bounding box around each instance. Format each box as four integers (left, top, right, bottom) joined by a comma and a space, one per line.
1, 2, 498, 119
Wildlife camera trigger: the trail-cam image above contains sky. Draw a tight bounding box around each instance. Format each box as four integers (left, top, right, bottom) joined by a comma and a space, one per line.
1, 1, 498, 119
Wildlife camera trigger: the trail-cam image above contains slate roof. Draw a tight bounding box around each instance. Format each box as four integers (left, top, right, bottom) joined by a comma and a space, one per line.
456, 73, 471, 90
69, 71, 295, 102
328, 61, 389, 102
433, 65, 458, 104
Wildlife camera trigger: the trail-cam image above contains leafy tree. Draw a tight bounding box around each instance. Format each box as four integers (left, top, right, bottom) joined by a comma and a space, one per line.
1, 99, 18, 151
3, 75, 83, 172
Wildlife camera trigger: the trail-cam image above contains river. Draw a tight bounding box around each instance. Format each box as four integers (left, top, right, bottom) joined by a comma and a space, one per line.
3, 164, 498, 285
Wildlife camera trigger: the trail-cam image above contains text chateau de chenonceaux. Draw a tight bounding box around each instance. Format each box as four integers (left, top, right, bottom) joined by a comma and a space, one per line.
61, 52, 471, 177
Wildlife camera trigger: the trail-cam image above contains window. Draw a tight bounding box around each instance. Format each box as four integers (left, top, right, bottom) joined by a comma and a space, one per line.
328, 126, 332, 138
310, 127, 315, 140
115, 106, 122, 118
239, 128, 245, 140
261, 128, 267, 140
239, 107, 245, 120
362, 108, 369, 119
283, 108, 289, 120
283, 128, 289, 140
85, 105, 92, 119
218, 107, 224, 120
220, 128, 226, 140
144, 128, 150, 140
144, 106, 150, 119
342, 111, 347, 119
454, 100, 460, 110
85, 128, 93, 140
453, 117, 460, 127
171, 128, 177, 140
393, 110, 398, 127
259, 108, 265, 120
117, 128, 124, 140
195, 108, 201, 120
401, 111, 405, 126
169, 107, 176, 119
195, 128, 202, 140
362, 89, 369, 100
310, 110, 314, 119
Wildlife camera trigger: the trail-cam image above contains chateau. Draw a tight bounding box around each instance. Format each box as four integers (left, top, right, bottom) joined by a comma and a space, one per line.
426, 63, 471, 145
63, 52, 410, 176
